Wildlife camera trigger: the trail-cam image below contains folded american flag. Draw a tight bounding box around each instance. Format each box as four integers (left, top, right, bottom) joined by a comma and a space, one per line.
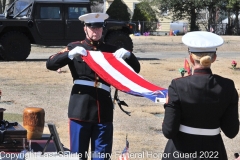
82, 51, 168, 103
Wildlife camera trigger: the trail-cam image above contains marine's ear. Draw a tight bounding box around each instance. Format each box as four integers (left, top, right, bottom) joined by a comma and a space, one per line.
189, 54, 195, 65
212, 53, 217, 63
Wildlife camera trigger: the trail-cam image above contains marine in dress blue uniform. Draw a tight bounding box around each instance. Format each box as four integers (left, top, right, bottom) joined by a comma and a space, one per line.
46, 13, 140, 160
162, 31, 239, 160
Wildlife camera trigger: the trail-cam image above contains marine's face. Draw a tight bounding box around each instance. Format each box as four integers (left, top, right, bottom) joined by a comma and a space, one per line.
84, 26, 103, 41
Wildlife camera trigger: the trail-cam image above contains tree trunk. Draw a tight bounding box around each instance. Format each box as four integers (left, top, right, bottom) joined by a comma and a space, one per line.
227, 10, 231, 25
225, 10, 231, 35
235, 8, 239, 35
0, 0, 3, 13
0, 0, 7, 13
4, 0, 13, 12
208, 3, 213, 31
190, 8, 197, 31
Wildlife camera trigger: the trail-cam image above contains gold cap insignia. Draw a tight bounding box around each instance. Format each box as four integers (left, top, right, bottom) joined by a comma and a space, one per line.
95, 14, 99, 18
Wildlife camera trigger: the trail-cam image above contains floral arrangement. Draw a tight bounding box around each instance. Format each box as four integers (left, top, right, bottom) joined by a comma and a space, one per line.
231, 60, 237, 70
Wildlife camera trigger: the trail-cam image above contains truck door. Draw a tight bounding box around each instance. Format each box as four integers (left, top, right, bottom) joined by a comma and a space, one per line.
34, 4, 64, 40
65, 5, 89, 40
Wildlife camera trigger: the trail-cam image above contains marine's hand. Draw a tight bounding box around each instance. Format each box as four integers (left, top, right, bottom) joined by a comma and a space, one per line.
68, 46, 87, 60
113, 48, 131, 59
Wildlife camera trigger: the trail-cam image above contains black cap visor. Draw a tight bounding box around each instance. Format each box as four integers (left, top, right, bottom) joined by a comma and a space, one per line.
85, 22, 104, 28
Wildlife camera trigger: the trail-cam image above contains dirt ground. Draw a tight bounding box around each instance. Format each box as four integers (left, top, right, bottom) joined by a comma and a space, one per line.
0, 35, 240, 159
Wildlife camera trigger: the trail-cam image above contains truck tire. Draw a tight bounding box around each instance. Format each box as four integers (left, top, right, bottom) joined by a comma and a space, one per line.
105, 31, 133, 51
0, 31, 31, 61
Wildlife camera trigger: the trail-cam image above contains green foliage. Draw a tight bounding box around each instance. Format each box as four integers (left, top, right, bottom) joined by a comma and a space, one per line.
106, 0, 130, 21
154, 0, 205, 31
150, 0, 229, 31
227, 0, 240, 16
132, 4, 144, 21
227, 0, 240, 32
132, 2, 157, 31
132, 2, 157, 22
228, 0, 240, 8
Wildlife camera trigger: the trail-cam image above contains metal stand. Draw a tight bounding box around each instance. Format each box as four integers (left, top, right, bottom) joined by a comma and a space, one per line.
41, 134, 54, 155
42, 123, 64, 155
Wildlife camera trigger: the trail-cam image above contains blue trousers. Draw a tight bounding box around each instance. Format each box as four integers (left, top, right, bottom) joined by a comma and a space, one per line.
69, 120, 113, 160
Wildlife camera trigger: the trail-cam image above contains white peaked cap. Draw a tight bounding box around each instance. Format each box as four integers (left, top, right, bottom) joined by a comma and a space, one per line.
182, 31, 224, 52
79, 13, 109, 23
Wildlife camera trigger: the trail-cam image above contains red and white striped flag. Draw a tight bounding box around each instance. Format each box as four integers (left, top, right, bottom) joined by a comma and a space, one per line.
82, 51, 168, 103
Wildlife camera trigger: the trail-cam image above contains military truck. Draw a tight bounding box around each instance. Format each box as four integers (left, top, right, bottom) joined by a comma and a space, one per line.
0, 0, 136, 61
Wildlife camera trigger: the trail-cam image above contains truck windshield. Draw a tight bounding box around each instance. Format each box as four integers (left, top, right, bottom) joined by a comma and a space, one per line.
14, 0, 32, 16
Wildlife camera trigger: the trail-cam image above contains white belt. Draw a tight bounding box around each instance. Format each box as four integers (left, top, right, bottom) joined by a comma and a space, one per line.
74, 80, 110, 92
179, 124, 220, 136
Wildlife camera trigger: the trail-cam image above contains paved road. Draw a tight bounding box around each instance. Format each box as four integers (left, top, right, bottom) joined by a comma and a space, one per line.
27, 51, 240, 60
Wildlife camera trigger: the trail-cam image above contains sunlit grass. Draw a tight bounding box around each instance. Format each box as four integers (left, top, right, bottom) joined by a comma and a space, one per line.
3, 113, 23, 122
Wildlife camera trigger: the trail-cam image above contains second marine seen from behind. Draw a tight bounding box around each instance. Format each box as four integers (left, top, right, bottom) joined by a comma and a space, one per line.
46, 13, 140, 160
162, 31, 239, 160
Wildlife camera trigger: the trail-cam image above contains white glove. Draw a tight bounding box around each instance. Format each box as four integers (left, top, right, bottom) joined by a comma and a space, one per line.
113, 48, 131, 59
68, 46, 87, 60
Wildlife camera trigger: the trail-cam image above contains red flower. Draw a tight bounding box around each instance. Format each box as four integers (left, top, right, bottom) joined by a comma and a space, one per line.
232, 60, 237, 65
231, 60, 237, 69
